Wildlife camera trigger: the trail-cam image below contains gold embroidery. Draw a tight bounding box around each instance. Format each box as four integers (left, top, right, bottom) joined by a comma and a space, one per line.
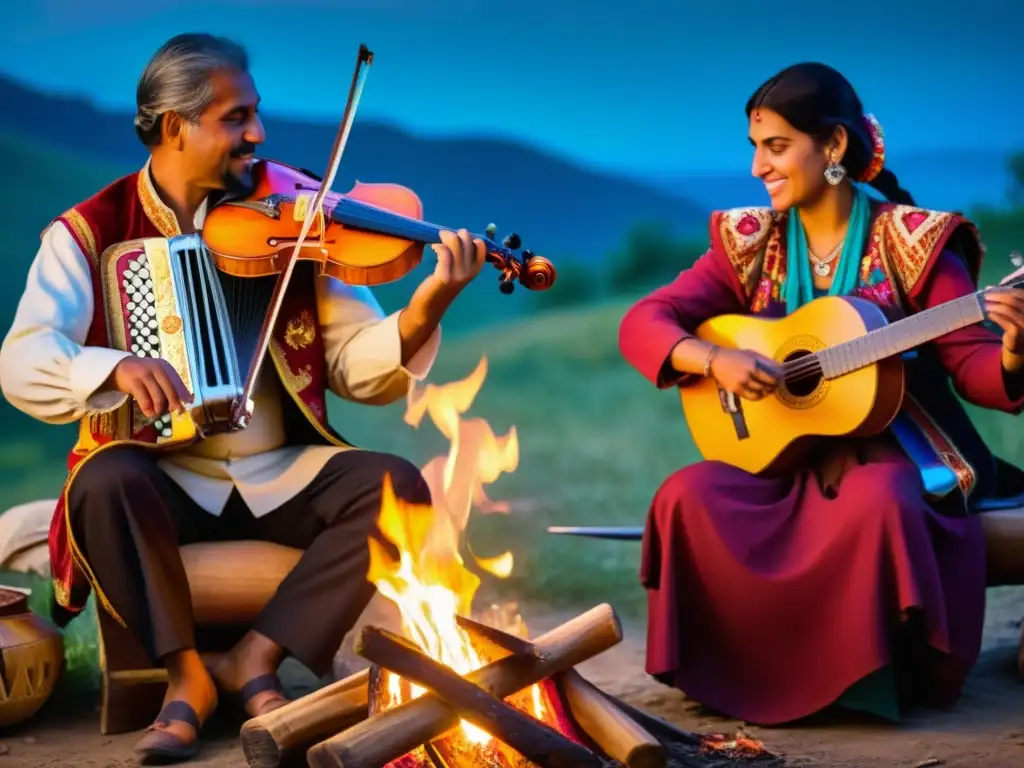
716, 208, 779, 297
60, 209, 99, 264
877, 206, 968, 295
270, 339, 313, 392
136, 163, 180, 238
269, 342, 352, 449
52, 577, 69, 608
284, 309, 316, 350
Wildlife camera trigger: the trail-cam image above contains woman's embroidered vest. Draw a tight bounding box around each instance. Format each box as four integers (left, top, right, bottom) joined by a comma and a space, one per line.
707, 203, 987, 508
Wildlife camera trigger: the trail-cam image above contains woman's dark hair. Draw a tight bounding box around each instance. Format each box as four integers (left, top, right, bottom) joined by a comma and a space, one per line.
745, 62, 914, 205
134, 33, 250, 147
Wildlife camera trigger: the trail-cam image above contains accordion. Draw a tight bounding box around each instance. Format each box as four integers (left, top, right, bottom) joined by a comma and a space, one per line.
99, 233, 269, 444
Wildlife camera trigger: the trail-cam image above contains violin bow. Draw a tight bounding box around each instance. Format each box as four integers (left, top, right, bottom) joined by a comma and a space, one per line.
234, 44, 375, 426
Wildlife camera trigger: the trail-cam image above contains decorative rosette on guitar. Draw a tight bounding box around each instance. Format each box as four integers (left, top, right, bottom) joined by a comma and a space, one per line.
484, 223, 557, 294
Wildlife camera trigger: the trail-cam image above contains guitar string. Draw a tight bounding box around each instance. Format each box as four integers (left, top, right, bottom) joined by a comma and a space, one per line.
771, 282, 1018, 385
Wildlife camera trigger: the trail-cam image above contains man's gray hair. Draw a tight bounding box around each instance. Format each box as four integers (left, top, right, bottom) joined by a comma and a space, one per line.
134, 33, 250, 147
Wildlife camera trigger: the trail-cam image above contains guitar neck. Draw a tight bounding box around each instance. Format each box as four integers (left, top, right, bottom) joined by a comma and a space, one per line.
816, 292, 986, 379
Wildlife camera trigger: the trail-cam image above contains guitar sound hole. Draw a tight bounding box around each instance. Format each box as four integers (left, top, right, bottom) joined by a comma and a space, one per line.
781, 349, 821, 397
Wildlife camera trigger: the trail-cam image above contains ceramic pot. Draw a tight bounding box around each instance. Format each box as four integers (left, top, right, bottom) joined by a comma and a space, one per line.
0, 587, 64, 726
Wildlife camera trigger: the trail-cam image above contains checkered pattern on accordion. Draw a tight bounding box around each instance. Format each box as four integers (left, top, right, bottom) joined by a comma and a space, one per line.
100, 234, 249, 442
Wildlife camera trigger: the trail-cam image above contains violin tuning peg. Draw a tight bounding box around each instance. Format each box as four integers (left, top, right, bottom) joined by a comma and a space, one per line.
485, 223, 498, 239
499, 280, 515, 295
1010, 250, 1023, 269
503, 232, 521, 250
521, 249, 534, 263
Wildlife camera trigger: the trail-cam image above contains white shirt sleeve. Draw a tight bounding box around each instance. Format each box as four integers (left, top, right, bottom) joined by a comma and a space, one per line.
315, 276, 441, 405
0, 222, 131, 425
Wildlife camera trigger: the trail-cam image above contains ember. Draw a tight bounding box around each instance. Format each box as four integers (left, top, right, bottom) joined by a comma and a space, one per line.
701, 733, 779, 761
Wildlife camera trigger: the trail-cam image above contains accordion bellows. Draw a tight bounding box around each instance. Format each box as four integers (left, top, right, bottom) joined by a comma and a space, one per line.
100, 233, 252, 444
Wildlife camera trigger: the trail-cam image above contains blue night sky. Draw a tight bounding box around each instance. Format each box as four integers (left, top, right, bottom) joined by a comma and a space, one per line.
1, 0, 1020, 177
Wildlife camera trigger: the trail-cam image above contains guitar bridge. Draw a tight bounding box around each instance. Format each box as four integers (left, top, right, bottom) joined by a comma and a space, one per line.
718, 388, 750, 440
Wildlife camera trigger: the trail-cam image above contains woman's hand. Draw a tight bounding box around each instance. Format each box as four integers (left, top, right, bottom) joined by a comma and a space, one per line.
708, 347, 783, 400
984, 287, 1024, 372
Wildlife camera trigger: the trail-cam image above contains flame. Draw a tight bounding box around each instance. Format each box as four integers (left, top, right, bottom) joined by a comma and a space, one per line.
366, 355, 541, 747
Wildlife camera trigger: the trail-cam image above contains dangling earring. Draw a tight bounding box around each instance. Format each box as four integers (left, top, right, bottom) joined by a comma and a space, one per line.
824, 157, 847, 186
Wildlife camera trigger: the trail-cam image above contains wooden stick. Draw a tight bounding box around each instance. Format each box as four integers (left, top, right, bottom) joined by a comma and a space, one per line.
239, 668, 369, 768
306, 603, 622, 768
559, 671, 666, 768
359, 625, 605, 768
454, 615, 667, 768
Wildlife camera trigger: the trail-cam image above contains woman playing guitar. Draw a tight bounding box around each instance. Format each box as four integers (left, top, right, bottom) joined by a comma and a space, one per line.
619, 62, 1024, 727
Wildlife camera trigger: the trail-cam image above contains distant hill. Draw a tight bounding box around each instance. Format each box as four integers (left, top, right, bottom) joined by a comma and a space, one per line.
0, 73, 708, 269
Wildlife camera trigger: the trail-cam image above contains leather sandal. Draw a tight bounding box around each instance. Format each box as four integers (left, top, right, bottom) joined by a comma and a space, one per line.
229, 673, 290, 717
133, 700, 203, 764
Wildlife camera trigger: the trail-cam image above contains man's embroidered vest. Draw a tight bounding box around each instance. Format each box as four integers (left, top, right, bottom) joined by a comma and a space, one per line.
47, 162, 346, 626
707, 203, 987, 506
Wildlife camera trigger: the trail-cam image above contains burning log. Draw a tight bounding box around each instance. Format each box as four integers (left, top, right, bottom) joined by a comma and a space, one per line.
455, 615, 667, 768
239, 669, 369, 768
358, 624, 605, 767
305, 603, 622, 768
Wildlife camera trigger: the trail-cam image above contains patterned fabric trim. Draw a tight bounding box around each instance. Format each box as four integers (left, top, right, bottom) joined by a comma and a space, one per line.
714, 208, 779, 297
58, 209, 99, 265
901, 394, 977, 500
136, 161, 180, 238
877, 206, 978, 295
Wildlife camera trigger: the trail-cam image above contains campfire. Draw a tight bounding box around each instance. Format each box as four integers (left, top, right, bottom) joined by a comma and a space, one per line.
237, 358, 778, 768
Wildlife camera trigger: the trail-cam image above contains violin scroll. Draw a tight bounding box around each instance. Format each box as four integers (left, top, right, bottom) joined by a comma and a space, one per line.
483, 223, 557, 294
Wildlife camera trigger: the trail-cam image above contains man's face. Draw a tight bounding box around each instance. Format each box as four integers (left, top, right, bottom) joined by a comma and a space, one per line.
181, 68, 265, 193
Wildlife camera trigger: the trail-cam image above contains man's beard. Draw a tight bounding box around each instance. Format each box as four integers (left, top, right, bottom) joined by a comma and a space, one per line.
221, 141, 258, 198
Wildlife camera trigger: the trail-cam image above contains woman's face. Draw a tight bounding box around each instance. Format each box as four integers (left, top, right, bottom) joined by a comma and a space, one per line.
748, 107, 836, 211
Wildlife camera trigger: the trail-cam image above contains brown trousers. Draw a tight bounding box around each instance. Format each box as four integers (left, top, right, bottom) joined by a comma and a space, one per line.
67, 446, 429, 677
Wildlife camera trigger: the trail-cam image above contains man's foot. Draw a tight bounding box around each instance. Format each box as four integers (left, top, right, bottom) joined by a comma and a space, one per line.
211, 652, 289, 718
134, 672, 218, 764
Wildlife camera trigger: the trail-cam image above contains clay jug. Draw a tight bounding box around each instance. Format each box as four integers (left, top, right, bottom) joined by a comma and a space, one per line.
0, 587, 64, 726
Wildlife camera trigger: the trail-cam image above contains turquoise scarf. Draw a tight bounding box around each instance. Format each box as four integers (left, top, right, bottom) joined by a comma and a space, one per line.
782, 184, 870, 313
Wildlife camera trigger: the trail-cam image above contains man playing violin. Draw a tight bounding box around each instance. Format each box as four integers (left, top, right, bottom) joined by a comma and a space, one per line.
0, 33, 486, 763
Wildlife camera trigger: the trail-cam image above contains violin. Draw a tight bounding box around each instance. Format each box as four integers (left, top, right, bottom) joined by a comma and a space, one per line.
202, 43, 556, 427
201, 158, 556, 294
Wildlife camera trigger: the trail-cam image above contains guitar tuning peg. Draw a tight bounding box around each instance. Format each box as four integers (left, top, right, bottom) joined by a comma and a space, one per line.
485, 223, 497, 240
503, 232, 521, 249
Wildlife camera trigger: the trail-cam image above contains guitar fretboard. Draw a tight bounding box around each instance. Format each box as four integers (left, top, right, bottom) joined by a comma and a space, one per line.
816, 292, 987, 379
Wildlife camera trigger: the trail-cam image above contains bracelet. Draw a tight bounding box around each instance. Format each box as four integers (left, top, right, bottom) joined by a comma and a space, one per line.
703, 345, 718, 377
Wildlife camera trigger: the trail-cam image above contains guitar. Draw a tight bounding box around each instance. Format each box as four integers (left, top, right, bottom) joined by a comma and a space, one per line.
679, 258, 1024, 476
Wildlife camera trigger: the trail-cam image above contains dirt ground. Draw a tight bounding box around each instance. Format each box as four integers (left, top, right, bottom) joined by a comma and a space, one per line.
4, 587, 1024, 768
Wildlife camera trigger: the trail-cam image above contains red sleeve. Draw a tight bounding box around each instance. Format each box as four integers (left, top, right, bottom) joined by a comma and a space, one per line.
618, 246, 747, 389
912, 248, 1024, 414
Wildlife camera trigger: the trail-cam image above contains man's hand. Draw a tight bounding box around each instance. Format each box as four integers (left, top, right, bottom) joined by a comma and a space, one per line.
709, 348, 783, 401
431, 229, 487, 293
111, 357, 193, 418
